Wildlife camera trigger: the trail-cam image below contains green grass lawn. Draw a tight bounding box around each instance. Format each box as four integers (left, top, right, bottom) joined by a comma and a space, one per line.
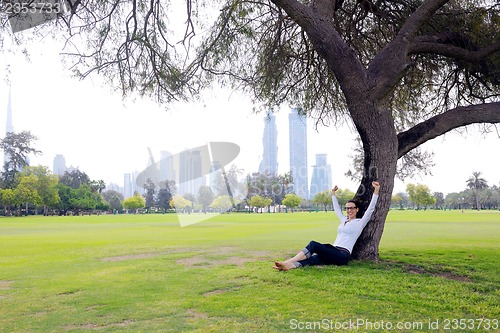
0, 210, 499, 332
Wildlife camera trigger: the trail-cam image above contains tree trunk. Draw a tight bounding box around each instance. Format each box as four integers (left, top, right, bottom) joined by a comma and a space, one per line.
349, 103, 398, 261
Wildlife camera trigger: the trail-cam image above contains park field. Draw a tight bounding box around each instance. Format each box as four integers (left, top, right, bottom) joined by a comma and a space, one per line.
0, 210, 499, 332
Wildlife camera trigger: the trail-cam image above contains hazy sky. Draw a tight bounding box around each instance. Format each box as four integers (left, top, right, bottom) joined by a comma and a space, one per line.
1, 30, 499, 197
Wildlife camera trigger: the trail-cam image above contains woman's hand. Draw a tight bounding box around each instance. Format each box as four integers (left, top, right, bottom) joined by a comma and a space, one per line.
332, 185, 339, 195
372, 181, 380, 195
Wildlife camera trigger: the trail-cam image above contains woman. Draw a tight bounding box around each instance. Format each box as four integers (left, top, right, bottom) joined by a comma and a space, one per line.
273, 181, 380, 271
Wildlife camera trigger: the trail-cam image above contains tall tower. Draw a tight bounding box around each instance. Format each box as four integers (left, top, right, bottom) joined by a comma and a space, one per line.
6, 86, 13, 134
124, 173, 133, 198
309, 154, 332, 199
4, 86, 14, 167
178, 149, 206, 196
258, 111, 278, 176
289, 107, 308, 199
160, 150, 175, 181
53, 154, 67, 176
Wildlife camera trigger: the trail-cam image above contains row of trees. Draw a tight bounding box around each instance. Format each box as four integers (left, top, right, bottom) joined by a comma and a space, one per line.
1, 131, 497, 215
392, 172, 500, 210
0, 166, 112, 216
0, 131, 114, 215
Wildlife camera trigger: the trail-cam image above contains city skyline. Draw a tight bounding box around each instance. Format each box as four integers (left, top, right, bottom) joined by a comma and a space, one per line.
1, 36, 499, 197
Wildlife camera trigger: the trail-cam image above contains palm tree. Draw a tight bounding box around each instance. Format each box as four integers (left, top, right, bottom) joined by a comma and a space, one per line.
466, 171, 488, 210
279, 172, 293, 195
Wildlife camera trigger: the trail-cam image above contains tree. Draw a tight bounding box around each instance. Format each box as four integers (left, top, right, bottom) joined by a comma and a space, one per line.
433, 192, 445, 210
19, 166, 60, 215
70, 185, 108, 214
157, 180, 175, 212
13, 174, 42, 215
59, 170, 91, 189
247, 195, 272, 213
312, 191, 332, 212
246, 172, 293, 206
169, 195, 192, 211
90, 180, 106, 194
198, 186, 215, 213
123, 193, 146, 213
446, 191, 474, 210
48, 0, 500, 260
102, 190, 124, 212
466, 171, 488, 210
214, 164, 245, 199
0, 188, 15, 216
282, 193, 302, 212
0, 131, 41, 189
143, 178, 157, 211
210, 195, 238, 213
391, 193, 407, 209
479, 187, 497, 210
279, 172, 294, 196
406, 183, 436, 210
56, 183, 73, 215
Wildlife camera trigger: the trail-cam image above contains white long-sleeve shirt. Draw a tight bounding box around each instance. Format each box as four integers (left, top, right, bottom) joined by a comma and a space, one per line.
331, 194, 379, 253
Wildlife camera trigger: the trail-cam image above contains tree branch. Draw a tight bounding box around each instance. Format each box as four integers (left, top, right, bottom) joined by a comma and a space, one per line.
396, 0, 450, 40
311, 0, 336, 21
270, 0, 368, 102
269, 0, 313, 28
409, 37, 500, 62
367, 0, 451, 100
398, 102, 500, 158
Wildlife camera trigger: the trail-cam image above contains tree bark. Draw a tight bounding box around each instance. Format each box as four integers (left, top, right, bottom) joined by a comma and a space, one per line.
349, 103, 398, 261
398, 102, 500, 157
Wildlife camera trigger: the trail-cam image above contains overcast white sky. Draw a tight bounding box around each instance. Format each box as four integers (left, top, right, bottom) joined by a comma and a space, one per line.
0, 29, 499, 197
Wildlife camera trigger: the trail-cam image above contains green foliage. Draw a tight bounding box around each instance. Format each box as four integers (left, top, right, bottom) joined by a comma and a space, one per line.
56, 183, 108, 214
406, 183, 437, 209
247, 195, 272, 212
0, 131, 41, 189
169, 195, 192, 210
210, 195, 237, 212
312, 190, 332, 211
123, 193, 146, 212
281, 193, 302, 210
13, 174, 42, 214
466, 171, 489, 210
0, 188, 15, 215
102, 190, 124, 212
198, 186, 215, 212
59, 170, 91, 189
246, 172, 292, 205
18, 166, 60, 214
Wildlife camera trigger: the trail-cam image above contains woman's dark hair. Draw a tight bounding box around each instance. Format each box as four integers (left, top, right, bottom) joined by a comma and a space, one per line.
347, 200, 361, 218
347, 200, 358, 208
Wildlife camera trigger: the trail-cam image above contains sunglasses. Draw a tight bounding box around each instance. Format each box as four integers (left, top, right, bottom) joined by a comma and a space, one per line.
345, 207, 357, 210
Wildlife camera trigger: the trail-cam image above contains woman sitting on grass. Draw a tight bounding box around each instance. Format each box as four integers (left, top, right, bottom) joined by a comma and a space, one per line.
273, 181, 380, 271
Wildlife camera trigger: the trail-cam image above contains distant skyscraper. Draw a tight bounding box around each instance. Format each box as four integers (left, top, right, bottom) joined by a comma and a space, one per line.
160, 150, 175, 181
53, 154, 67, 176
289, 107, 308, 199
259, 111, 278, 176
6, 86, 13, 134
178, 149, 206, 196
4, 86, 13, 167
309, 154, 332, 198
124, 173, 133, 198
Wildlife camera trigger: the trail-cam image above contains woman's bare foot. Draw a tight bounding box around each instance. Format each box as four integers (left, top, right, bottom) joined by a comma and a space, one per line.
273, 261, 296, 271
